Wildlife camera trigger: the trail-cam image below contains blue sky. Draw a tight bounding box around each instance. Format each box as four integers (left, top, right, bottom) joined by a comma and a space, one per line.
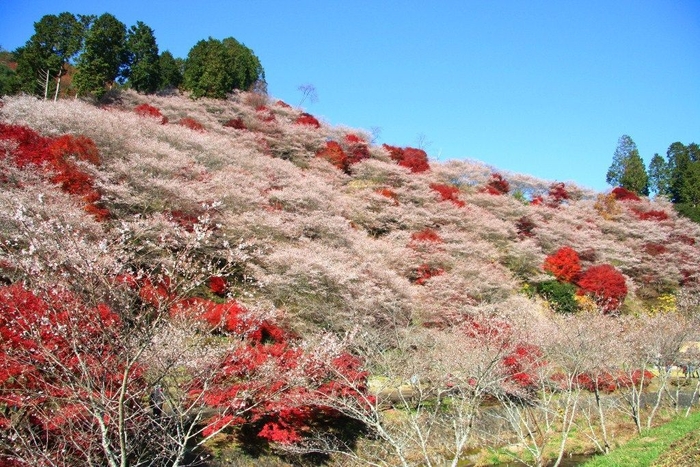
2, 1, 699, 191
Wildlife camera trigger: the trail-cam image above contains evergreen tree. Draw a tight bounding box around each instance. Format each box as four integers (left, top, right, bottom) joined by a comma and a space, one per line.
157, 50, 183, 91
183, 37, 264, 98
125, 21, 159, 94
606, 135, 649, 195
73, 13, 127, 99
648, 153, 671, 197
0, 48, 20, 96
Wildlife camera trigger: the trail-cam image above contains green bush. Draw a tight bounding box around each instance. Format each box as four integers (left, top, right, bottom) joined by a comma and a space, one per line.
535, 279, 578, 313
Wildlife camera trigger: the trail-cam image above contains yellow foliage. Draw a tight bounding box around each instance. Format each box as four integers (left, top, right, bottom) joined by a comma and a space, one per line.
649, 293, 677, 315
594, 193, 621, 220
574, 294, 598, 313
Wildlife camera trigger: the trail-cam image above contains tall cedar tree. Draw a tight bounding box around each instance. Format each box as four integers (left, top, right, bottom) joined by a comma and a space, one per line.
73, 13, 128, 99
606, 135, 649, 196
648, 153, 671, 197
125, 21, 160, 94
157, 50, 183, 91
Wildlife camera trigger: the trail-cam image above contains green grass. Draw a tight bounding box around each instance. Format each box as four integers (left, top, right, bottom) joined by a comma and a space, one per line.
581, 410, 700, 467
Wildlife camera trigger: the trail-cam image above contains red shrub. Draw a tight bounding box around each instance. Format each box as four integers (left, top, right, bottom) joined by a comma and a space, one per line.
410, 228, 443, 244
543, 246, 582, 283
412, 263, 445, 285
275, 100, 292, 108
481, 173, 510, 195
177, 117, 205, 132
344, 134, 371, 165
611, 187, 640, 201
376, 187, 399, 205
671, 234, 696, 246
255, 105, 276, 123
530, 195, 544, 206
316, 141, 349, 172
0, 123, 108, 220
430, 183, 465, 207
294, 113, 320, 128
643, 243, 668, 256
633, 208, 669, 221
547, 182, 569, 207
209, 276, 227, 296
223, 117, 247, 130
134, 103, 168, 124
516, 216, 536, 238
382, 144, 430, 173
577, 264, 628, 313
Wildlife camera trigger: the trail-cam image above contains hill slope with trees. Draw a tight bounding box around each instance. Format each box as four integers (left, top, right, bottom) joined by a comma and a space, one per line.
1, 89, 699, 466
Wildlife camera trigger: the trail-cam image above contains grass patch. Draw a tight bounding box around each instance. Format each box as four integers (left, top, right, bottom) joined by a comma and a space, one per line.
581, 410, 700, 467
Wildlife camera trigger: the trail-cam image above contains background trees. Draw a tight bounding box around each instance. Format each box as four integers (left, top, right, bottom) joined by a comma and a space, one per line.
182, 37, 265, 98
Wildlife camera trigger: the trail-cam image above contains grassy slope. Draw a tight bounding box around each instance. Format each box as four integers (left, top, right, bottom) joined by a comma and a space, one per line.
582, 411, 700, 467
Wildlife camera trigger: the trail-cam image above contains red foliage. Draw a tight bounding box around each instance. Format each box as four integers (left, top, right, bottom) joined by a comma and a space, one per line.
344, 134, 371, 165
516, 216, 536, 238
316, 141, 349, 172
0, 283, 144, 464
671, 234, 696, 246
223, 117, 247, 130
382, 144, 430, 173
611, 187, 641, 201
166, 209, 201, 232
547, 182, 569, 207
294, 113, 321, 128
275, 100, 292, 108
503, 343, 543, 388
410, 228, 443, 244
177, 117, 205, 132
577, 264, 628, 313
376, 187, 399, 205
0, 123, 109, 220
576, 370, 655, 393
633, 208, 669, 221
430, 183, 465, 207
643, 243, 668, 256
255, 105, 276, 123
134, 103, 168, 124
543, 246, 582, 282
412, 263, 445, 285
530, 195, 544, 206
209, 276, 227, 296
481, 173, 510, 195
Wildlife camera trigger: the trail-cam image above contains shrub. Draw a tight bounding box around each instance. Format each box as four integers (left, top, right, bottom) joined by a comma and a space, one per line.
543, 246, 581, 282
376, 187, 399, 205
255, 105, 276, 123
316, 141, 349, 172
547, 182, 569, 207
516, 216, 536, 238
223, 117, 246, 130
134, 103, 168, 124
410, 228, 443, 244
577, 264, 628, 313
382, 144, 430, 173
481, 173, 510, 195
430, 183, 465, 207
611, 186, 641, 201
294, 113, 320, 128
177, 117, 205, 132
633, 208, 669, 221
345, 134, 371, 165
535, 279, 579, 313
412, 263, 445, 285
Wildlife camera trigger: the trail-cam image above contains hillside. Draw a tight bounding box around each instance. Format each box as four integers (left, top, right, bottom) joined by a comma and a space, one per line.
1, 90, 699, 466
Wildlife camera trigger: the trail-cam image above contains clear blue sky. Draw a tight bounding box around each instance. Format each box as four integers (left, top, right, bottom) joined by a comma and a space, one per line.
2, 1, 699, 191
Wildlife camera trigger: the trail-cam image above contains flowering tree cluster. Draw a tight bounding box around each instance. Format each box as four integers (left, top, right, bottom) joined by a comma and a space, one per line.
481, 173, 510, 195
